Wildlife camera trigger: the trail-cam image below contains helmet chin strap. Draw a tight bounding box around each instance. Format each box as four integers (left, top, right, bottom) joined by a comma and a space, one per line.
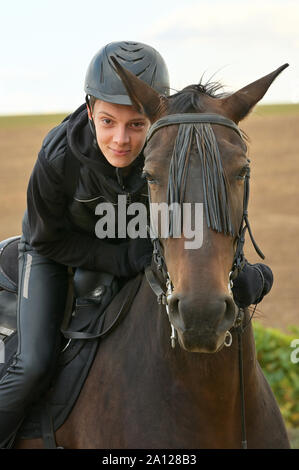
85, 95, 98, 147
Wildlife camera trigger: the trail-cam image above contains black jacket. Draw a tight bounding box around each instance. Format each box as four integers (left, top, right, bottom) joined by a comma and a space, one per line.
22, 104, 149, 276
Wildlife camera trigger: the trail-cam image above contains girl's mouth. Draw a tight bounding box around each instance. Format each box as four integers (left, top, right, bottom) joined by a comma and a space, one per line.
110, 148, 131, 156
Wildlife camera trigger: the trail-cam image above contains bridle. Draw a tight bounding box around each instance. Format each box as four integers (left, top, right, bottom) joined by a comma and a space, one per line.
144, 112, 265, 449
145, 112, 264, 312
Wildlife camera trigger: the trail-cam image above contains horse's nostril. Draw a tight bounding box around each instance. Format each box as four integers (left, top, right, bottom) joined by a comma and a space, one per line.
215, 295, 237, 334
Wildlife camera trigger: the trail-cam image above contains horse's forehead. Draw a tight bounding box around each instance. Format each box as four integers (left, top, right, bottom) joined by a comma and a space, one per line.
145, 120, 245, 164
212, 125, 247, 152
144, 126, 178, 161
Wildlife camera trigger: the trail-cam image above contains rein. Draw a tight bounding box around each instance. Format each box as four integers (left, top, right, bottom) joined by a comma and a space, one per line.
145, 112, 265, 450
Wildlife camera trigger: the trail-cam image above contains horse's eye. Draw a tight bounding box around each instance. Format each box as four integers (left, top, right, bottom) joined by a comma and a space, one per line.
142, 171, 157, 184
236, 165, 249, 181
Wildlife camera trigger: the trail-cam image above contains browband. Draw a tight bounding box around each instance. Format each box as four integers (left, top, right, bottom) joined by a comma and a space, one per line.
147, 113, 242, 142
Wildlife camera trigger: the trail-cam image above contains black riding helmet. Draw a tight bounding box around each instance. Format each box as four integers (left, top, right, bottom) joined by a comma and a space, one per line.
84, 41, 170, 105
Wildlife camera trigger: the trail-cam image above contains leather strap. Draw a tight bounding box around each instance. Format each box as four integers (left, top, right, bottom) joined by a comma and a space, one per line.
231, 169, 264, 281
236, 310, 247, 449
41, 401, 57, 449
60, 267, 75, 332
145, 266, 166, 304
147, 113, 242, 142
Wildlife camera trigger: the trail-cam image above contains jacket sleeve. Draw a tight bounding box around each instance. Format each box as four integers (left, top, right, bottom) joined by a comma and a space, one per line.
25, 148, 130, 276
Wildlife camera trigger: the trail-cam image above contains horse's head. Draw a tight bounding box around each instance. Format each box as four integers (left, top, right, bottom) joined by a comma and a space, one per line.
112, 58, 288, 353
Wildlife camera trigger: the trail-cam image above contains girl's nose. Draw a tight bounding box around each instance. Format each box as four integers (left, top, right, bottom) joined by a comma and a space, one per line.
113, 126, 130, 145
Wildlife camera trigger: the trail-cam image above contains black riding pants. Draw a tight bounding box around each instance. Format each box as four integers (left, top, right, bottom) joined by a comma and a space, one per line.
0, 239, 68, 445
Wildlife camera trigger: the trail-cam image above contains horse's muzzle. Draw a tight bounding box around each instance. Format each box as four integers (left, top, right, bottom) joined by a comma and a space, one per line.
167, 293, 236, 353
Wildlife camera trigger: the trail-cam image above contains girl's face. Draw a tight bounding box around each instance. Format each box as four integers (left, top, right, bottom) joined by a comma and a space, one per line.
88, 99, 150, 168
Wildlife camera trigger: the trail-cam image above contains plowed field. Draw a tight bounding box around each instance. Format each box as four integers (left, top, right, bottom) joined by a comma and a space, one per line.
0, 107, 298, 331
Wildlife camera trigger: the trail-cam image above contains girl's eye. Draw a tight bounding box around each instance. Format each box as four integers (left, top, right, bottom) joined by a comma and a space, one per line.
130, 122, 145, 129
101, 118, 113, 125
100, 118, 113, 127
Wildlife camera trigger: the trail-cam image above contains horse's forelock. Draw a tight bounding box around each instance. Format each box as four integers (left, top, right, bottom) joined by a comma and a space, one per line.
168, 81, 227, 114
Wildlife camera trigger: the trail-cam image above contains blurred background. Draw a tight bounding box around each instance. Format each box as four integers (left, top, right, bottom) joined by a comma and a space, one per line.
0, 0, 298, 445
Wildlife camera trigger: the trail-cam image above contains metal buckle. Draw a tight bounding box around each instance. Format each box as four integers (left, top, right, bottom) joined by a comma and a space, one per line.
224, 331, 233, 347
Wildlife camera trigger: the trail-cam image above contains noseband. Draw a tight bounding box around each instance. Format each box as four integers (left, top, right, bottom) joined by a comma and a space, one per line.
145, 112, 265, 450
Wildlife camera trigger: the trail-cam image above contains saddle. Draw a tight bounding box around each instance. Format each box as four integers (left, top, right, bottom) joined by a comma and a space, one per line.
0, 236, 141, 448
0, 236, 19, 339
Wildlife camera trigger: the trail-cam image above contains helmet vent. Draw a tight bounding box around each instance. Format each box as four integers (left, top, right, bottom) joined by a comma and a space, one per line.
120, 46, 143, 53
115, 53, 143, 63
100, 62, 104, 83
150, 65, 157, 87
136, 64, 151, 78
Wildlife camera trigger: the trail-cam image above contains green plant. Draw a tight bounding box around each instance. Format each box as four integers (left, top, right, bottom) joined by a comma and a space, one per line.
253, 321, 299, 427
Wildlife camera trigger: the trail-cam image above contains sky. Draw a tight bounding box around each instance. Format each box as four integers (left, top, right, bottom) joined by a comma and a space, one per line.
0, 0, 298, 115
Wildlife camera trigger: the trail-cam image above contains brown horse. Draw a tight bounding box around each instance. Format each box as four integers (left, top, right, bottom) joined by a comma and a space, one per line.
16, 63, 290, 449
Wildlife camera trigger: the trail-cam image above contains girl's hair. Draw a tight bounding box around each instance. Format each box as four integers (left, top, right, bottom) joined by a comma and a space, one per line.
88, 95, 97, 111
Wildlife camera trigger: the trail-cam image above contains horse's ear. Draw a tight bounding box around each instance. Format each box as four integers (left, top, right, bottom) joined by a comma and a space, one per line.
220, 64, 289, 123
110, 57, 166, 123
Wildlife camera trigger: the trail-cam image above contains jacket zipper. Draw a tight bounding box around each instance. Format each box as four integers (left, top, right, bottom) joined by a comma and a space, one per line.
116, 168, 132, 205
